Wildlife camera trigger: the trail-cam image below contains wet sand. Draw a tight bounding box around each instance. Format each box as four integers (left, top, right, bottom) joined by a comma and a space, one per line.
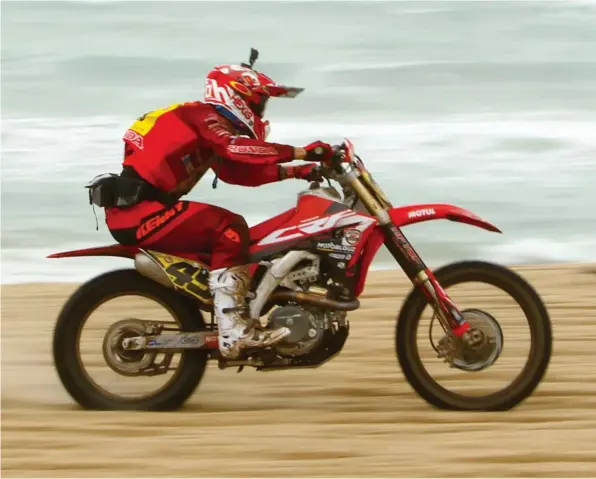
2, 264, 596, 477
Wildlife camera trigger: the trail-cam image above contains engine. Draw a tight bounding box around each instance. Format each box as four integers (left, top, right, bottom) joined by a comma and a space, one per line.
264, 252, 351, 357
267, 305, 326, 357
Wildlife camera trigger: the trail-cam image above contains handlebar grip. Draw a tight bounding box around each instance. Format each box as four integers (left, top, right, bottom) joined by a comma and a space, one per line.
328, 145, 345, 171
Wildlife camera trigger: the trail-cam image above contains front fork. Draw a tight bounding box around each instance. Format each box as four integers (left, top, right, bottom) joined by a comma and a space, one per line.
380, 222, 470, 337
342, 168, 470, 337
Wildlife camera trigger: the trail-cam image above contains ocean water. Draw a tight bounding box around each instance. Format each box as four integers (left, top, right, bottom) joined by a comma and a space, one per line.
2, 0, 596, 284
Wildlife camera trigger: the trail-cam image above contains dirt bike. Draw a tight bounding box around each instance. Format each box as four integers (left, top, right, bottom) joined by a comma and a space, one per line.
50, 138, 552, 412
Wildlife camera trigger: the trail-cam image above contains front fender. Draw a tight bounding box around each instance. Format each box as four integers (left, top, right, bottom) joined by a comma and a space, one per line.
389, 203, 502, 233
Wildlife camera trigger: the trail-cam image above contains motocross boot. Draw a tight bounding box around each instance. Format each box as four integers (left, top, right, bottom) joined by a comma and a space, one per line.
209, 265, 290, 359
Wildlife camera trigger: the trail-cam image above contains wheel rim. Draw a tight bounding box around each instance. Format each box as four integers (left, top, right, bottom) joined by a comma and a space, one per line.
74, 291, 188, 402
411, 274, 543, 401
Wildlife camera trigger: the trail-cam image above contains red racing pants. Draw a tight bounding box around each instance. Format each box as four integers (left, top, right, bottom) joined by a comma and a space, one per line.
105, 200, 249, 270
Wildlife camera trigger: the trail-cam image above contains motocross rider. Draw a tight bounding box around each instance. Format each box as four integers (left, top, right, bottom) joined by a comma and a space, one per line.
104, 60, 334, 360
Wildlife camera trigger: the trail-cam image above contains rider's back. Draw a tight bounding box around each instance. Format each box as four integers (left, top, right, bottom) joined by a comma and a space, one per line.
122, 101, 224, 194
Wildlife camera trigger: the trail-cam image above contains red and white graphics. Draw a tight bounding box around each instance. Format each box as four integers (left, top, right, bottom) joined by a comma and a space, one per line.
257, 209, 377, 247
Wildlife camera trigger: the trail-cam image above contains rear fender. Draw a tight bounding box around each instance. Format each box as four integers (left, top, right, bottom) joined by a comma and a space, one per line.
138, 250, 213, 309
389, 203, 502, 233
47, 244, 211, 263
47, 245, 214, 310
47, 244, 141, 259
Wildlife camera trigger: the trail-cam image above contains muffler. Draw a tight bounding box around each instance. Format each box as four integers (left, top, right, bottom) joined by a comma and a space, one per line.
134, 252, 174, 289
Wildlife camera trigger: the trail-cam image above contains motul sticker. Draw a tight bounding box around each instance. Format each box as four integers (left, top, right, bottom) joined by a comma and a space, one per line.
408, 208, 436, 219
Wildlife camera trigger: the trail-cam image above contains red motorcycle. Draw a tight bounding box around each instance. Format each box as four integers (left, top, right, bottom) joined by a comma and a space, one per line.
50, 139, 552, 411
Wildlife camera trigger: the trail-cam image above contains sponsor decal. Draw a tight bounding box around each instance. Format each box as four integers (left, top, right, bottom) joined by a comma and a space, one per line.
136, 202, 187, 241
227, 144, 278, 155
164, 262, 210, 293
128, 103, 183, 136
231, 95, 254, 122
229, 80, 252, 96
258, 210, 374, 246
223, 228, 241, 242
180, 334, 200, 345
123, 129, 144, 150
343, 228, 361, 246
408, 208, 436, 219
388, 224, 423, 266
329, 252, 352, 261
164, 261, 211, 301
316, 241, 356, 253
204, 79, 232, 104
149, 251, 212, 303
206, 118, 233, 138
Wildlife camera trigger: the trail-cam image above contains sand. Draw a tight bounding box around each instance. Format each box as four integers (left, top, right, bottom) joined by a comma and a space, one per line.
2, 264, 596, 478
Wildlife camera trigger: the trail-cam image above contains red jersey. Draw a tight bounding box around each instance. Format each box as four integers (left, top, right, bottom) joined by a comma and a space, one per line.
121, 101, 296, 197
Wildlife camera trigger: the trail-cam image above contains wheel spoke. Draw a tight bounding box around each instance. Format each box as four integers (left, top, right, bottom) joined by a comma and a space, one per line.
53, 270, 209, 410
396, 261, 552, 411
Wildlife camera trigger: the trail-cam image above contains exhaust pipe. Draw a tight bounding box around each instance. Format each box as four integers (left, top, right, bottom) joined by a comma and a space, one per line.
134, 249, 360, 311
134, 252, 174, 289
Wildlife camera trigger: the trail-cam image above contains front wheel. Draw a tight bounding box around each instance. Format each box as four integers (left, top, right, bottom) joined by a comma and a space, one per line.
53, 269, 209, 411
396, 260, 552, 411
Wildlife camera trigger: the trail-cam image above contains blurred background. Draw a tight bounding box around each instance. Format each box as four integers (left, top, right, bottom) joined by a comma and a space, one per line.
2, 0, 596, 283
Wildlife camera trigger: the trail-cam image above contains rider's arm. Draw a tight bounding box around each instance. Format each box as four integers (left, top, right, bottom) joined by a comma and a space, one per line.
215, 159, 285, 187
199, 111, 306, 165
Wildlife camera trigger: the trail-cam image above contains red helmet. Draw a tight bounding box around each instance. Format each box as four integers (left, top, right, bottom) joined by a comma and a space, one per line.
204, 63, 303, 141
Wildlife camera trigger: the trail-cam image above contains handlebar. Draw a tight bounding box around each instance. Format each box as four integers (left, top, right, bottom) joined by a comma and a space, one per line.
308, 143, 346, 177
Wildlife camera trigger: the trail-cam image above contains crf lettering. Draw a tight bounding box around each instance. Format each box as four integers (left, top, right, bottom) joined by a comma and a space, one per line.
299, 210, 355, 235
408, 208, 436, 219
258, 210, 357, 246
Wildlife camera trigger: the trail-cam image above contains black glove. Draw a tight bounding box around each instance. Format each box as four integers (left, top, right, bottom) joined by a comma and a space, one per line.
303, 141, 334, 163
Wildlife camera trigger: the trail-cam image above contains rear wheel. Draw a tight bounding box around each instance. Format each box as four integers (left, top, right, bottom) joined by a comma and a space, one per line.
395, 261, 552, 411
53, 269, 209, 411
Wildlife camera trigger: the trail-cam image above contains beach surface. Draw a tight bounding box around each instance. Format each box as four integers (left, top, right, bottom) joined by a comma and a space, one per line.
2, 264, 596, 477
